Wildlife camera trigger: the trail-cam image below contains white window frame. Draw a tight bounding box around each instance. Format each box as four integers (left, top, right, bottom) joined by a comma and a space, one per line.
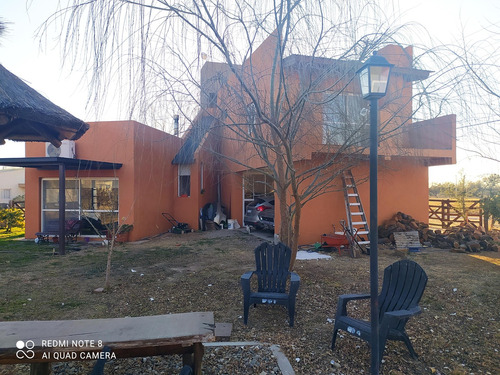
178, 164, 191, 197
323, 93, 369, 146
242, 171, 274, 224
200, 163, 204, 192
247, 103, 257, 135
1, 189, 11, 200
41, 178, 119, 235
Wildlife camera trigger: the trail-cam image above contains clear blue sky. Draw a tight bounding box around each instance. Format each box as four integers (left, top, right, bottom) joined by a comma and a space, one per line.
0, 0, 498, 183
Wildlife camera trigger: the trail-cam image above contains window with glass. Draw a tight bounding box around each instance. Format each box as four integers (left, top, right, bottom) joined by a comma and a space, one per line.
1, 189, 11, 200
323, 94, 369, 146
178, 165, 191, 197
246, 103, 256, 135
41, 178, 118, 235
208, 93, 217, 108
200, 163, 204, 192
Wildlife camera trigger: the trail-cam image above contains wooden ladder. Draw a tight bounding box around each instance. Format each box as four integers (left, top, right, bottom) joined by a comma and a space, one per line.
341, 170, 370, 254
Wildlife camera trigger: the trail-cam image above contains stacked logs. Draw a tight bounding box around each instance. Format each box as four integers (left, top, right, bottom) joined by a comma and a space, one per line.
378, 212, 499, 252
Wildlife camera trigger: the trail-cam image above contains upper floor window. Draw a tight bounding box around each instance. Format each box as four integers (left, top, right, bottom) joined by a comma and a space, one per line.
208, 93, 217, 108
246, 103, 257, 135
323, 94, 369, 146
0, 189, 11, 200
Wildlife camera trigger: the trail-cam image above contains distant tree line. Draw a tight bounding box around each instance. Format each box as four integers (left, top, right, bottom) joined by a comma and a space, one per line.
430, 174, 500, 230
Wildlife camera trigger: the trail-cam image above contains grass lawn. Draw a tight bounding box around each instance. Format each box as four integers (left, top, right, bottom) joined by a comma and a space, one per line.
0, 229, 498, 374
0, 227, 24, 240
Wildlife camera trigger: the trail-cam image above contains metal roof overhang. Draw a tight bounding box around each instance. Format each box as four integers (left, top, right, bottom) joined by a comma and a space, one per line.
0, 157, 122, 256
0, 157, 122, 170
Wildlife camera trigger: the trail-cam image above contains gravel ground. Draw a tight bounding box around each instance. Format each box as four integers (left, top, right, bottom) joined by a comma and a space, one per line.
0, 229, 498, 374
2, 344, 283, 374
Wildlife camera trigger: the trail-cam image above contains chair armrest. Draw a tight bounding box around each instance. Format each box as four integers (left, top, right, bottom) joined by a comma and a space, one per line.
241, 271, 254, 281
338, 293, 371, 302
384, 306, 422, 320
336, 293, 371, 317
240, 271, 254, 295
290, 272, 300, 283
289, 272, 300, 296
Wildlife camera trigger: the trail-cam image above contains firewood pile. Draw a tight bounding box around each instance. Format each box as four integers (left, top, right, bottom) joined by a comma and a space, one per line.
378, 212, 499, 252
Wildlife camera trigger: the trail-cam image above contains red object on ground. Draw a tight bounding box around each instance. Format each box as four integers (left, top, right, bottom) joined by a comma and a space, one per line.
321, 233, 350, 255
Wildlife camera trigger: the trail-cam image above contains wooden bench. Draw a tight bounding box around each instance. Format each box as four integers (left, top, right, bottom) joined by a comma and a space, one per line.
0, 312, 215, 375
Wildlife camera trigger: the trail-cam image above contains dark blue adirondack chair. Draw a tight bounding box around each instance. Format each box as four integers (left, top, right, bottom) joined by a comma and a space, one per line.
331, 259, 428, 361
241, 242, 300, 327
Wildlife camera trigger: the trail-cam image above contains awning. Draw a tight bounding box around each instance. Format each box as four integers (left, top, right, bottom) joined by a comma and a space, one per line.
0, 157, 122, 255
0, 157, 122, 170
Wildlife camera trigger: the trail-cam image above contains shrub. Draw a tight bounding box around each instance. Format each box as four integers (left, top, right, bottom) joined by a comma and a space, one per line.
0, 208, 25, 232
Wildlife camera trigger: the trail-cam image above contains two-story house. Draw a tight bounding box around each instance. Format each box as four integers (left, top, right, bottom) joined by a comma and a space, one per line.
4, 33, 455, 246
183, 34, 456, 245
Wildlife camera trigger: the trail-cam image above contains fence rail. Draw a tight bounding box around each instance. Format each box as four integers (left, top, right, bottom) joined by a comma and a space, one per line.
429, 198, 483, 229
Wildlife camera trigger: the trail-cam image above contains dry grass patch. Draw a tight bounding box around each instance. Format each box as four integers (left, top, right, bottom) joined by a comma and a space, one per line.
0, 230, 498, 374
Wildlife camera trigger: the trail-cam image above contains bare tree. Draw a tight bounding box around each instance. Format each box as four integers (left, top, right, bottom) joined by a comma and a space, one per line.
44, 0, 441, 267
0, 19, 7, 41
420, 24, 500, 163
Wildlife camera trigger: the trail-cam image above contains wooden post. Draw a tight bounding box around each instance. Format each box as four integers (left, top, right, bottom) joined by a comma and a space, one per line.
182, 342, 205, 375
193, 342, 204, 375
30, 363, 50, 375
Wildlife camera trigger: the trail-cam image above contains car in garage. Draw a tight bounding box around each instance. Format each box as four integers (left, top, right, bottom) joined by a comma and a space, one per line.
244, 196, 274, 230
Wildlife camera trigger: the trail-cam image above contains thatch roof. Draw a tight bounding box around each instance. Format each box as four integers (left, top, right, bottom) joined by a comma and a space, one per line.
0, 64, 89, 146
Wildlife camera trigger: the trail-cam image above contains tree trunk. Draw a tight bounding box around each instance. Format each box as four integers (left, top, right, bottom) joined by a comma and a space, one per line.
289, 199, 302, 270
104, 238, 115, 290
278, 191, 291, 246
484, 209, 490, 232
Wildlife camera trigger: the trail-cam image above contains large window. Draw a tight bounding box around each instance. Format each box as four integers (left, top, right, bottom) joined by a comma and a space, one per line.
41, 178, 118, 235
323, 94, 369, 146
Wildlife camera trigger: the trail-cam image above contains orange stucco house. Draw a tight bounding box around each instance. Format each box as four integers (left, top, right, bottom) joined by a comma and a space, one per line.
15, 33, 455, 246
192, 35, 456, 245
21, 120, 219, 242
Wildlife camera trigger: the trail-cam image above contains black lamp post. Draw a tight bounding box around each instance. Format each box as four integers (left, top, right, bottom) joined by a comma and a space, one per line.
356, 51, 393, 374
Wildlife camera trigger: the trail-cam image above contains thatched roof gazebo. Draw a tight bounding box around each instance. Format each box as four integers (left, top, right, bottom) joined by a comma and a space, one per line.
0, 64, 89, 146
0, 63, 90, 255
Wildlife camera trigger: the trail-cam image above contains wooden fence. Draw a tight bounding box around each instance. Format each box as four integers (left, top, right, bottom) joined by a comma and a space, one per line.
429, 198, 483, 229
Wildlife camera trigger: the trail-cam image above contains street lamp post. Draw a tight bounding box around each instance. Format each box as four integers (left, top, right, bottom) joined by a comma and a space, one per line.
356, 51, 393, 375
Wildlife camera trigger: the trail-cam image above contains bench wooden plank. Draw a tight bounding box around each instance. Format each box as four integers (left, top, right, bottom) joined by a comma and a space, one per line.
0, 312, 215, 365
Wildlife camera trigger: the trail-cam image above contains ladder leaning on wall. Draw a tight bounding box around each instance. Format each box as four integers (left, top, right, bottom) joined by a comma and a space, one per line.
341, 170, 370, 255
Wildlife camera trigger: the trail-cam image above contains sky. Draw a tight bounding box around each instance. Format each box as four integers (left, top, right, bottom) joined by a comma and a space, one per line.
0, 0, 499, 183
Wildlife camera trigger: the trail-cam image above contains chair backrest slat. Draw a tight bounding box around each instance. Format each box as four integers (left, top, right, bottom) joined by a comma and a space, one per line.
378, 260, 428, 324
254, 242, 291, 293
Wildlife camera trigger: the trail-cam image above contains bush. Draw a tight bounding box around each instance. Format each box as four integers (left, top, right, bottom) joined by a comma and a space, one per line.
481, 195, 500, 228
0, 208, 25, 232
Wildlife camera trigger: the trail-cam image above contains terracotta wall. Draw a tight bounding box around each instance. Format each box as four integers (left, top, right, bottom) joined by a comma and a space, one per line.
213, 35, 454, 247
130, 122, 182, 240
217, 39, 454, 174
172, 162, 201, 230
274, 157, 429, 246
219, 32, 281, 173
25, 121, 183, 241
